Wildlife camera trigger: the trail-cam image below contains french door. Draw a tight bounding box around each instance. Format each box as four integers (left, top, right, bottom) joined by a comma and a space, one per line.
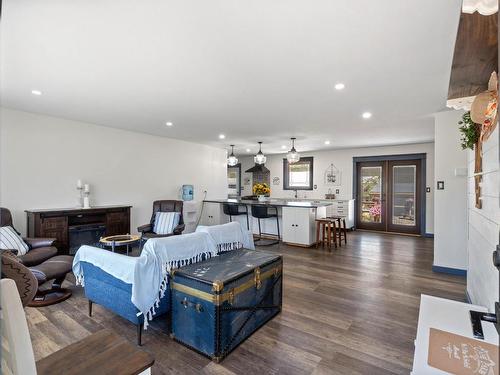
356, 159, 422, 234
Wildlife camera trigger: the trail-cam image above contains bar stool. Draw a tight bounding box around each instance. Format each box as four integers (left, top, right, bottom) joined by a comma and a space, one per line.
327, 216, 347, 246
251, 205, 280, 246
315, 218, 337, 250
223, 203, 249, 230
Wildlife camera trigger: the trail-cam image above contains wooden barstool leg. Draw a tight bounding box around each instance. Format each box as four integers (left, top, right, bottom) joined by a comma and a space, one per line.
332, 221, 337, 248
343, 218, 347, 244
326, 222, 331, 250
336, 218, 342, 247
316, 221, 321, 248
321, 222, 326, 248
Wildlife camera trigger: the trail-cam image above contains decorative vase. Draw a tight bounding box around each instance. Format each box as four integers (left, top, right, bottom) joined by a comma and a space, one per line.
258, 195, 266, 202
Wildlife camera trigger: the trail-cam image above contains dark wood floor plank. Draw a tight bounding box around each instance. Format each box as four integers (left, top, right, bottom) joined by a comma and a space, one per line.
26, 231, 465, 374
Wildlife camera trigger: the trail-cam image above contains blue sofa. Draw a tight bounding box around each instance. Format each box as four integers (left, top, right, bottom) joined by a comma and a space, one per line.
81, 261, 170, 345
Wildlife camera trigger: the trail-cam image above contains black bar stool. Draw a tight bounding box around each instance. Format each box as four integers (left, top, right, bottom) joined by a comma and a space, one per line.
251, 205, 280, 246
222, 203, 249, 230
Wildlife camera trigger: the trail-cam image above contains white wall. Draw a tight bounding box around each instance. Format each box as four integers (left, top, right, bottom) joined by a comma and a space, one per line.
433, 110, 468, 271
0, 108, 227, 235
240, 142, 435, 234
467, 125, 499, 311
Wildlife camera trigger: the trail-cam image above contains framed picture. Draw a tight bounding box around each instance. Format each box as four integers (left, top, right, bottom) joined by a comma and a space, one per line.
325, 164, 341, 186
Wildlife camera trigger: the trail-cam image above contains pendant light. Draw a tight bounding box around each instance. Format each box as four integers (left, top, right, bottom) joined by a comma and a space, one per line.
227, 145, 238, 166
254, 142, 267, 165
286, 137, 300, 164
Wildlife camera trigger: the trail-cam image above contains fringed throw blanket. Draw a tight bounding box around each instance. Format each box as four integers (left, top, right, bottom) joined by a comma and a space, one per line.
72, 232, 217, 328
133, 232, 217, 327
196, 221, 255, 253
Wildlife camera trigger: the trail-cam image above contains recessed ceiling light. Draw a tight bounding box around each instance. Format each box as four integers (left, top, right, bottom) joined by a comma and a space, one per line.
165, 121, 173, 127
246, 148, 251, 152
334, 83, 345, 90
219, 134, 226, 139
362, 112, 372, 119
324, 140, 331, 145
281, 145, 287, 149
31, 90, 42, 96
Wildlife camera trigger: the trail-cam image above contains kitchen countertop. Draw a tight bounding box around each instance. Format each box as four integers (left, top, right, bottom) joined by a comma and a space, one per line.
203, 198, 334, 208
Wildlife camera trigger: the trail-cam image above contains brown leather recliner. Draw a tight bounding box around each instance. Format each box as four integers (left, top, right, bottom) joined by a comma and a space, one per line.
1, 249, 73, 307
1, 208, 73, 306
137, 200, 185, 247
0, 207, 58, 266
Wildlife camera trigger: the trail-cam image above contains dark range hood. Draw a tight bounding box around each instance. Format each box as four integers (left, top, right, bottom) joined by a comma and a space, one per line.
245, 163, 270, 173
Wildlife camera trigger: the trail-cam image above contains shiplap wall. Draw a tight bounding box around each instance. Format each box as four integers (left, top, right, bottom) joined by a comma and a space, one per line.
467, 126, 499, 311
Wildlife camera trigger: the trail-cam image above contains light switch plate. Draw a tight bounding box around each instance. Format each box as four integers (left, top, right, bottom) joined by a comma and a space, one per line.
437, 181, 444, 190
335, 189, 340, 194
426, 187, 431, 193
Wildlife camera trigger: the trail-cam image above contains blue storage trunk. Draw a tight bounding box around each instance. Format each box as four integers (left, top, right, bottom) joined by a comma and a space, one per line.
171, 249, 282, 362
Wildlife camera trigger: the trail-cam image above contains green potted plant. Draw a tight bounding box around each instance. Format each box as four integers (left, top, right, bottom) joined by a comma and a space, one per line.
458, 111, 480, 150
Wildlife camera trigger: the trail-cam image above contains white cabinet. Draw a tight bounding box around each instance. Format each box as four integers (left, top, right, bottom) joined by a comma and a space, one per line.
328, 199, 355, 229
282, 207, 317, 246
200, 202, 228, 226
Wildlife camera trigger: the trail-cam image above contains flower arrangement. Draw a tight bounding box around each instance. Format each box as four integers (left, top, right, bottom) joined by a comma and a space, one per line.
369, 204, 381, 217
253, 183, 270, 196
458, 111, 480, 150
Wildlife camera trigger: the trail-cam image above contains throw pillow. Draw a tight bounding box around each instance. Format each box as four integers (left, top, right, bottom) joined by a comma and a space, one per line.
0, 226, 29, 255
154, 212, 181, 235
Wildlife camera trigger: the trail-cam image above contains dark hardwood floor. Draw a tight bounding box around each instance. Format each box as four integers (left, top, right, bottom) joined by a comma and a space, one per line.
27, 231, 466, 374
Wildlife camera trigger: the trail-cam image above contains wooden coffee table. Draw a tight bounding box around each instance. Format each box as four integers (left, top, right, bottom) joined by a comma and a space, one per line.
36, 329, 154, 375
99, 234, 141, 255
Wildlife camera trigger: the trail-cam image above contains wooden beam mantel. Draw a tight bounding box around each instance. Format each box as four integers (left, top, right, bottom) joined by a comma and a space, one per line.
448, 12, 498, 100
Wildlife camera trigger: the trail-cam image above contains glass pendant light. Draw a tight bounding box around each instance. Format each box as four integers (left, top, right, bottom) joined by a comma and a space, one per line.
227, 145, 238, 166
286, 137, 300, 164
254, 142, 267, 165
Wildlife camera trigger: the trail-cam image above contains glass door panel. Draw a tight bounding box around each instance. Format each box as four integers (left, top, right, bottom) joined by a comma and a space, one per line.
391, 165, 416, 226
387, 160, 421, 234
356, 162, 386, 231
360, 167, 383, 223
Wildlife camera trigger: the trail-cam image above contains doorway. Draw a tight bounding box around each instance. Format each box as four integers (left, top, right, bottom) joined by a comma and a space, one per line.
227, 164, 242, 198
353, 154, 425, 235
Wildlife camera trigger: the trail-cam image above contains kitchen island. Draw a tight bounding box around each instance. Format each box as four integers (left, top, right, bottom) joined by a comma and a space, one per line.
201, 198, 333, 247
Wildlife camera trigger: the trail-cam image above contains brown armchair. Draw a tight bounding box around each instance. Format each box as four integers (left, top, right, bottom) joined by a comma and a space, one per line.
0, 207, 58, 267
1, 249, 73, 307
138, 200, 185, 246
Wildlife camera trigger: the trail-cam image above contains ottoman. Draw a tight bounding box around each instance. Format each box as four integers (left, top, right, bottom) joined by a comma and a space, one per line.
29, 255, 73, 307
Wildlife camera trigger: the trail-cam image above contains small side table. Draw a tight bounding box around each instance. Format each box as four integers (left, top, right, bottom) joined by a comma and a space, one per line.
99, 234, 140, 256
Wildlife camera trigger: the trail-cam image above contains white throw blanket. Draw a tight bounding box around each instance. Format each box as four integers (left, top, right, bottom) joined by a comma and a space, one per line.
133, 232, 217, 326
196, 222, 255, 252
73, 245, 137, 285
72, 231, 217, 328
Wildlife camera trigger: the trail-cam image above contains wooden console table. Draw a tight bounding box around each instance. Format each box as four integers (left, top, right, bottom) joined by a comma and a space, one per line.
26, 205, 131, 255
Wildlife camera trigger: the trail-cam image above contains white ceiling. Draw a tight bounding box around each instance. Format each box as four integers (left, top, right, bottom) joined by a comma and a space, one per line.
1, 0, 462, 155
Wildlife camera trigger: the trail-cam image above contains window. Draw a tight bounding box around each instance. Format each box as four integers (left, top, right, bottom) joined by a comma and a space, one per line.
283, 157, 313, 190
